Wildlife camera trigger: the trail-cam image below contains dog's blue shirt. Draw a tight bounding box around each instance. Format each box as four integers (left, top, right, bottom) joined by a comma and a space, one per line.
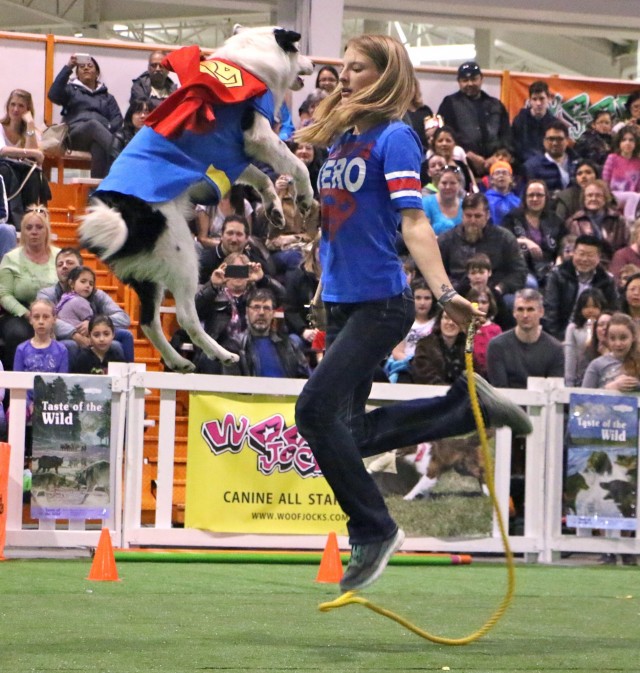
98, 90, 275, 203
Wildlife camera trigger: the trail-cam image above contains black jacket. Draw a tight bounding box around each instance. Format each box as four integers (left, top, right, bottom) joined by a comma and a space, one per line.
129, 71, 177, 109
437, 224, 527, 294
437, 90, 511, 158
542, 260, 618, 339
48, 66, 122, 132
236, 330, 309, 378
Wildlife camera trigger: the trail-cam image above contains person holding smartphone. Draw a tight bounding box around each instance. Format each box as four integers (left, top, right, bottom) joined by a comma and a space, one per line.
48, 52, 123, 178
190, 251, 283, 374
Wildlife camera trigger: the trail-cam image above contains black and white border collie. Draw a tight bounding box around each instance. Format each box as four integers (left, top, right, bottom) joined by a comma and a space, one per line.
80, 26, 314, 372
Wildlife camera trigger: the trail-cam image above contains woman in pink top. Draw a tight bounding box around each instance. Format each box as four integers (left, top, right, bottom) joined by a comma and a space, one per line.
602, 124, 640, 221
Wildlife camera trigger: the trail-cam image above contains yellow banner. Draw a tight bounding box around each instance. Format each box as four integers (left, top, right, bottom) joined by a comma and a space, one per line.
185, 393, 348, 535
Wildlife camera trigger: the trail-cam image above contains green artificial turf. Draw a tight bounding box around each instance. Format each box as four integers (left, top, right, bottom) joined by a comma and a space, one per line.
0, 559, 638, 672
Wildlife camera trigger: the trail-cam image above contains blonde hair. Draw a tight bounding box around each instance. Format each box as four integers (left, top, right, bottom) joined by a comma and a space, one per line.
295, 35, 415, 147
20, 206, 52, 250
0, 89, 36, 144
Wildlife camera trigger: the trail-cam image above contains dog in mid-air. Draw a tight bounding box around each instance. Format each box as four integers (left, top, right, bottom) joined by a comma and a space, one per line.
80, 26, 314, 372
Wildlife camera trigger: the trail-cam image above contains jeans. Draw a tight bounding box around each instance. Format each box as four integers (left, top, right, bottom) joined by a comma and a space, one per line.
69, 120, 113, 178
295, 289, 479, 545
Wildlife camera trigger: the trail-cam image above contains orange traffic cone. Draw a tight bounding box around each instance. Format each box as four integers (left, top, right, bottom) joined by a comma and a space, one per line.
315, 531, 343, 583
87, 528, 120, 581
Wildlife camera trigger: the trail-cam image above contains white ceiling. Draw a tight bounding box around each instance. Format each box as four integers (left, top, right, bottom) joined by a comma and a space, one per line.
1, 0, 638, 79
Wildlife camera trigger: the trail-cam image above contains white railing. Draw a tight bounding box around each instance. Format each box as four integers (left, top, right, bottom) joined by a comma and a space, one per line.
3, 367, 639, 561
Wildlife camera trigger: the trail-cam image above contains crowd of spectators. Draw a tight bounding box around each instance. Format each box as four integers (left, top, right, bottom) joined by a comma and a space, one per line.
4, 53, 640, 397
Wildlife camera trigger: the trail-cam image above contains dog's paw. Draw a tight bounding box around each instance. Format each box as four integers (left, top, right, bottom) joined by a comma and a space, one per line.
267, 203, 286, 230
221, 352, 240, 365
164, 356, 196, 373
296, 191, 314, 217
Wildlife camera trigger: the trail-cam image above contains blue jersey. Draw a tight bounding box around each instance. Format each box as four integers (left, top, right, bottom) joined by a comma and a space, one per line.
99, 91, 276, 203
318, 120, 423, 303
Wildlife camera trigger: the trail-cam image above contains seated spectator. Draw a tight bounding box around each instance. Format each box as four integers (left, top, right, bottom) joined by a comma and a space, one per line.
198, 214, 275, 284
0, 89, 51, 226
384, 278, 437, 383
465, 286, 502, 378
465, 253, 514, 330
283, 237, 322, 366
620, 271, 640, 326
601, 124, 640, 222
586, 310, 612, 363
14, 298, 68, 404
511, 80, 556, 166
193, 252, 283, 374
582, 312, 640, 391
297, 89, 327, 128
411, 309, 466, 385
37, 247, 132, 362
55, 265, 95, 329
233, 288, 309, 378
543, 235, 618, 340
556, 233, 577, 266
258, 174, 320, 283
71, 315, 125, 375
501, 179, 565, 288
523, 120, 578, 195
0, 206, 59, 370
617, 263, 640, 303
612, 90, 640, 134
565, 179, 629, 266
109, 99, 150, 165
48, 53, 123, 178
487, 289, 564, 389
285, 140, 324, 198
609, 218, 640, 284
437, 61, 511, 177
564, 288, 608, 387
129, 50, 177, 110
315, 65, 339, 94
438, 192, 527, 298
420, 153, 446, 192
427, 126, 474, 192
574, 110, 613, 172
421, 165, 463, 235
484, 161, 520, 225
193, 185, 254, 250
552, 159, 598, 222
403, 76, 432, 152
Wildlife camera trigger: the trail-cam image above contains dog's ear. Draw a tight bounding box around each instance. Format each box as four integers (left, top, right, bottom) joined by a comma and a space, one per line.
274, 28, 301, 53
233, 23, 245, 35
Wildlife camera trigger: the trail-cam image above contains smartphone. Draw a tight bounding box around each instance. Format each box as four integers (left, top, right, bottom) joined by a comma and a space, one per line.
75, 53, 91, 64
225, 264, 249, 279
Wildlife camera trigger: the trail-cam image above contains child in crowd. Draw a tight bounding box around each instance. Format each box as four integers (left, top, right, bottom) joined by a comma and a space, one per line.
384, 278, 438, 383
602, 125, 640, 221
55, 265, 95, 328
484, 161, 520, 226
564, 288, 607, 387
465, 253, 515, 330
71, 315, 125, 374
13, 298, 68, 422
465, 287, 502, 378
582, 312, 640, 390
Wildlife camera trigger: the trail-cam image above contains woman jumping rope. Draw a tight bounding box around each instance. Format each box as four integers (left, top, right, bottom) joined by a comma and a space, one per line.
294, 34, 532, 593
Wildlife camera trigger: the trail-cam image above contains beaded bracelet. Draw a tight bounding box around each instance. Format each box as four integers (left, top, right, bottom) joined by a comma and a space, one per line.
437, 288, 458, 307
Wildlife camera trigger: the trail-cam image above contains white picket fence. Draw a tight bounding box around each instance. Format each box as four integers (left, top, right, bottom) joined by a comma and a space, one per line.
3, 366, 639, 562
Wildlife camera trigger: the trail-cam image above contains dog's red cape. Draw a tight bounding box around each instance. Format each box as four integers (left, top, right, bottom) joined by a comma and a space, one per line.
145, 45, 268, 139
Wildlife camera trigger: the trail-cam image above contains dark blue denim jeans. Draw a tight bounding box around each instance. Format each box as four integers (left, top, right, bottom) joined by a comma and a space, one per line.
295, 289, 478, 545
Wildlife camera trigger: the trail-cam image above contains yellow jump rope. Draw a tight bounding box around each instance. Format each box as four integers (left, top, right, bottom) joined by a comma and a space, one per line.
318, 314, 516, 645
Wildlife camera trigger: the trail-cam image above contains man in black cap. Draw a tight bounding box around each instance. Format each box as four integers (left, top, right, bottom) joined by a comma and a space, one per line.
437, 61, 511, 177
